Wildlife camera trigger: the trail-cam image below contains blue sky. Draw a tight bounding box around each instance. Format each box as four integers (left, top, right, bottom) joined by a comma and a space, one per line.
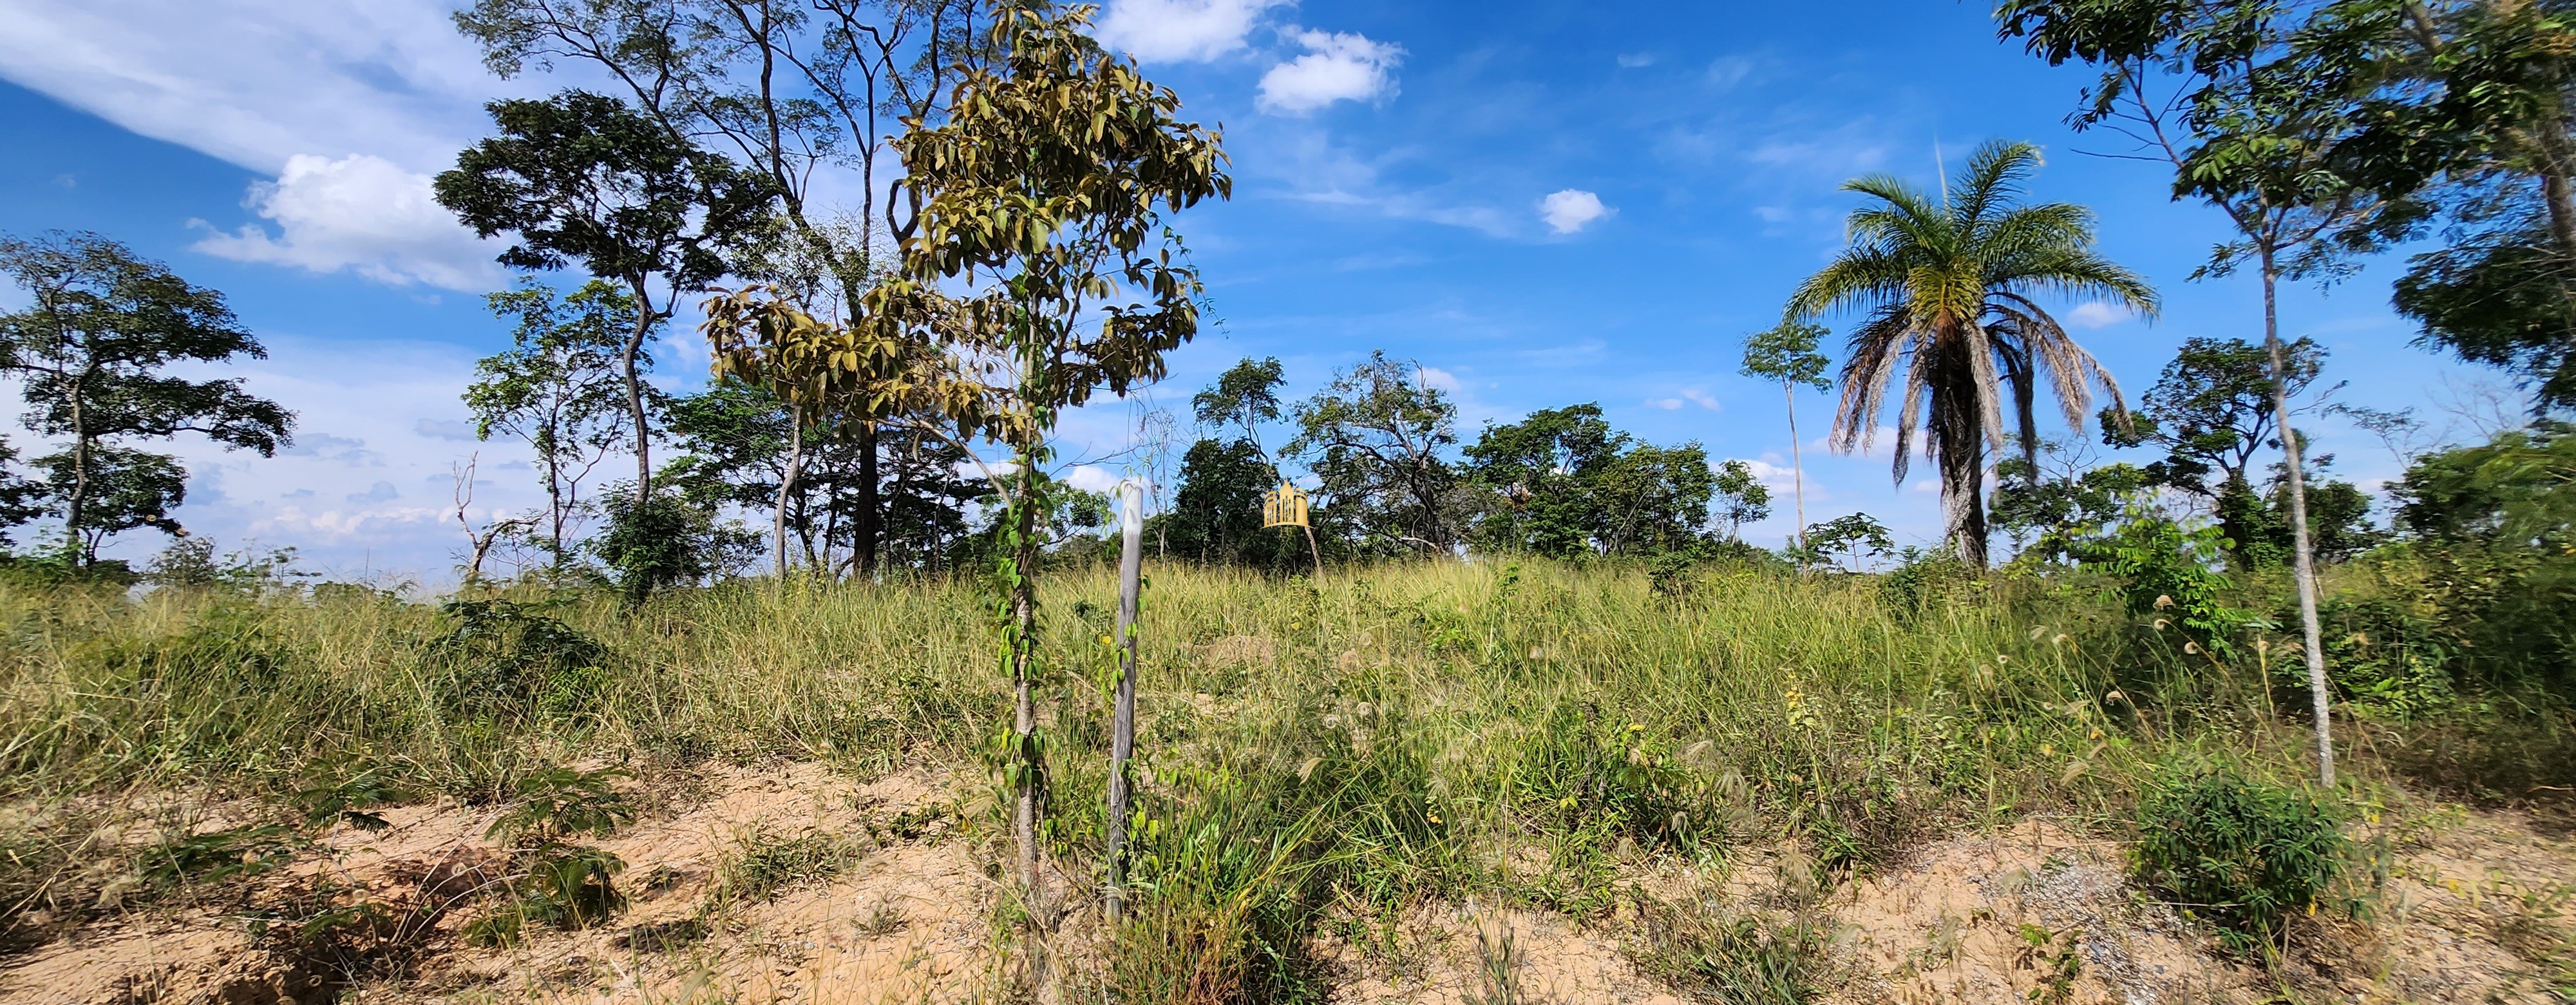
0, 0, 2517, 584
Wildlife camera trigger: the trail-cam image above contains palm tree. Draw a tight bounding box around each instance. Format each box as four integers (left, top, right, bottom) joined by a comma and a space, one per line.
1788, 139, 2156, 567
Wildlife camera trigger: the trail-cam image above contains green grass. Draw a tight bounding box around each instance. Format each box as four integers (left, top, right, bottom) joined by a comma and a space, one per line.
0, 555, 2551, 999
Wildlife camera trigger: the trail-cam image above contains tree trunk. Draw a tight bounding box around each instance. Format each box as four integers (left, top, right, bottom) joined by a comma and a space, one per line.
1007, 444, 1051, 997
776, 407, 805, 578
857, 423, 881, 576
623, 280, 654, 503
1935, 362, 1991, 568
2261, 251, 2337, 787
64, 371, 90, 566
1104, 481, 1143, 924
1784, 381, 1808, 559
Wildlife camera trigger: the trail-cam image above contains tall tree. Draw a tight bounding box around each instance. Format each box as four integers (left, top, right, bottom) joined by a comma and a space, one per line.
2113, 335, 2327, 497
456, 0, 999, 574
1462, 403, 1625, 557
466, 278, 641, 564
0, 233, 294, 566
1739, 320, 1831, 553
883, 8, 1226, 982
1712, 458, 1774, 542
2108, 335, 2377, 567
1786, 140, 2154, 568
435, 90, 770, 504
1192, 356, 1287, 453
1156, 437, 1286, 565
660, 377, 796, 571
1287, 351, 1463, 555
1998, 0, 2407, 785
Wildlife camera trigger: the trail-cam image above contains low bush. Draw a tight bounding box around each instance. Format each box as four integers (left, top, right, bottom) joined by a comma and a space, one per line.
2130, 766, 2345, 951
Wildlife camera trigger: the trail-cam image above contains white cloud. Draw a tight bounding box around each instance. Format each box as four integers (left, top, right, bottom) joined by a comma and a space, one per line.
1062, 465, 1126, 493
0, 0, 504, 174
1257, 30, 1404, 115
2066, 301, 2130, 329
1616, 52, 1656, 68
1417, 365, 1463, 394
1650, 397, 1683, 410
191, 154, 502, 291
1094, 0, 1286, 62
1539, 189, 1612, 234
1681, 388, 1720, 410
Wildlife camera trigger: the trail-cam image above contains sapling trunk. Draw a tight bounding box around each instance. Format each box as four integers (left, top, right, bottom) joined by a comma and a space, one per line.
2260, 251, 2336, 787
1104, 480, 1143, 923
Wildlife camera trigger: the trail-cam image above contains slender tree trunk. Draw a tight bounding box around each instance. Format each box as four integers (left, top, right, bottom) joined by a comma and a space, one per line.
623, 278, 656, 503
857, 423, 881, 577
2260, 249, 2336, 787
64, 371, 90, 566
776, 407, 806, 578
1007, 442, 1051, 997
1103, 481, 1143, 924
1783, 381, 1808, 557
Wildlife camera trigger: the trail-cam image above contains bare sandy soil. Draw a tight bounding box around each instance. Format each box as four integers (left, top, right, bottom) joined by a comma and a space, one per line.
3, 763, 2568, 1004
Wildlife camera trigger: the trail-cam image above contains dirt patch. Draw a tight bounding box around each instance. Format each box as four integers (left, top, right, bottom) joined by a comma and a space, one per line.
1821, 819, 2262, 1005
10, 771, 2568, 1005
0, 763, 997, 1004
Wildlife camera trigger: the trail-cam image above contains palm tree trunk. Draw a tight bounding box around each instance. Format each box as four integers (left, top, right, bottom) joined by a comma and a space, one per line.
1935, 356, 1992, 568
2261, 249, 2336, 787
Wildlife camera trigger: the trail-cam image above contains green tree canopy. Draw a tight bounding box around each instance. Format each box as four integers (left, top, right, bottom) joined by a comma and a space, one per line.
1192, 356, 1287, 452
437, 89, 773, 503
0, 232, 294, 564
1287, 351, 1462, 555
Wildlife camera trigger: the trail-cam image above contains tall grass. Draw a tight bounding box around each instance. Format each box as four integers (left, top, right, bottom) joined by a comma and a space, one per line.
0, 557, 2467, 995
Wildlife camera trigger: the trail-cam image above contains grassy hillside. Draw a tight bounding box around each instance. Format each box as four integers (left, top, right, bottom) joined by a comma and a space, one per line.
0, 558, 2568, 1000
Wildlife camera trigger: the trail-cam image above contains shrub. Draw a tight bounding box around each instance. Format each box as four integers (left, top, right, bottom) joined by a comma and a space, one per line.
2074, 504, 2265, 658
2313, 595, 2455, 720
2130, 767, 2345, 950
424, 599, 609, 720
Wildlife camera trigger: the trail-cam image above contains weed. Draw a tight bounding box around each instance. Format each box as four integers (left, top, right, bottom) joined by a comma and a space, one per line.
487, 767, 634, 843
295, 767, 410, 832
426, 598, 611, 720
704, 827, 863, 910
1468, 919, 1528, 1005
1633, 894, 1835, 1005
2013, 923, 2083, 1004
464, 765, 637, 945
138, 823, 303, 890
